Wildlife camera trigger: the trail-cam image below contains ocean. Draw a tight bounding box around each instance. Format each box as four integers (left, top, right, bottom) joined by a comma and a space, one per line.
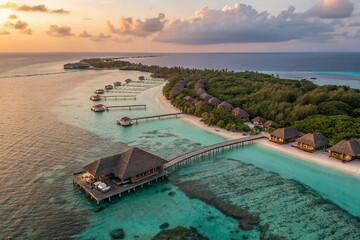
1, 52, 360, 240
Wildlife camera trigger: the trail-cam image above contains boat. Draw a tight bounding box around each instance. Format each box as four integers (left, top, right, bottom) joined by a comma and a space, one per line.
94, 89, 105, 94
90, 95, 101, 101
105, 85, 113, 90
91, 104, 107, 112
310, 77, 317, 80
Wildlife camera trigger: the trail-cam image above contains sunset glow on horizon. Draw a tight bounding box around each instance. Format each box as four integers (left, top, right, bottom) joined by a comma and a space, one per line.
0, 0, 359, 52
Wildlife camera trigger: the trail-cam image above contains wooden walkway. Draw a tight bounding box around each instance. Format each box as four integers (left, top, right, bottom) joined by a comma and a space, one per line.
102, 95, 136, 100
127, 112, 184, 123
164, 135, 267, 168
105, 104, 146, 110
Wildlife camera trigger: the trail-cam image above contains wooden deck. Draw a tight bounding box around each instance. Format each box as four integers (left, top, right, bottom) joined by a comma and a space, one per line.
73, 170, 170, 204
164, 135, 267, 168
102, 95, 136, 100
105, 104, 146, 110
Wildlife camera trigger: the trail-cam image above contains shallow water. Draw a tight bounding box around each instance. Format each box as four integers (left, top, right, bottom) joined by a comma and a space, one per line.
1, 54, 360, 240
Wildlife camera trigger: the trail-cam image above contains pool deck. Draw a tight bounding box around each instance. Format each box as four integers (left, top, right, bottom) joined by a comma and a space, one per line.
73, 170, 170, 204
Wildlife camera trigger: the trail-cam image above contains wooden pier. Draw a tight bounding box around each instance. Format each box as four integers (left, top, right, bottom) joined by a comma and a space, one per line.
105, 104, 146, 110
118, 112, 184, 124
164, 135, 267, 168
102, 95, 136, 100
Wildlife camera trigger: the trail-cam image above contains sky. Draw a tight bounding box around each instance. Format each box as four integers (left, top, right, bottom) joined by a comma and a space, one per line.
0, 0, 359, 52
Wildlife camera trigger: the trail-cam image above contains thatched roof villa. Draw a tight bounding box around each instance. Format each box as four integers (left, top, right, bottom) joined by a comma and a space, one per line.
91, 104, 107, 112
169, 81, 189, 97
328, 139, 360, 162
218, 101, 234, 111
252, 116, 267, 126
118, 117, 133, 126
263, 120, 277, 130
296, 133, 330, 152
269, 126, 301, 144
90, 95, 101, 101
196, 88, 207, 95
200, 93, 213, 101
83, 147, 168, 183
208, 97, 221, 106
232, 107, 250, 121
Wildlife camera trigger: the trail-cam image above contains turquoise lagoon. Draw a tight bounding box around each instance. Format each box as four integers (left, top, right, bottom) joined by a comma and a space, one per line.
52, 69, 360, 239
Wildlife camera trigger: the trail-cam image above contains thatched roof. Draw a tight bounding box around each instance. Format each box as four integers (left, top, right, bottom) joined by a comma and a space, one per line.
252, 116, 267, 124
270, 126, 300, 139
263, 120, 277, 128
83, 147, 167, 179
120, 117, 131, 121
218, 101, 234, 110
184, 96, 194, 102
200, 93, 213, 101
232, 107, 250, 118
296, 132, 330, 148
208, 97, 221, 106
196, 88, 206, 95
328, 140, 360, 157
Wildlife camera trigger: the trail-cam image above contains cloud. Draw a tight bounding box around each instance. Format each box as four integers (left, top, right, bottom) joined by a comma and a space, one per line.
113, 37, 132, 43
79, 30, 92, 38
8, 14, 18, 19
0, 30, 10, 35
91, 33, 111, 41
107, 13, 167, 37
349, 22, 360, 27
0, 3, 69, 14
307, 0, 354, 19
5, 20, 32, 34
47, 25, 74, 37
154, 4, 336, 45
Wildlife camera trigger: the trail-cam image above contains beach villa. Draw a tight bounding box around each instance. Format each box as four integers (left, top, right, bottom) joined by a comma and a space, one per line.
269, 126, 301, 144
263, 120, 277, 130
218, 101, 234, 111
232, 107, 250, 121
327, 139, 360, 162
200, 93, 213, 101
252, 116, 267, 126
208, 97, 221, 106
295, 133, 330, 152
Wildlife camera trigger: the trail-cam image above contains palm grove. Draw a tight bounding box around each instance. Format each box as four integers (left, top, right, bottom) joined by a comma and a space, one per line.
83, 58, 360, 144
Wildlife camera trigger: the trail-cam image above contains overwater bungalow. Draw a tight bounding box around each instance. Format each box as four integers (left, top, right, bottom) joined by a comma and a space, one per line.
118, 117, 133, 126
200, 93, 213, 101
125, 79, 132, 84
252, 116, 267, 126
138, 76, 145, 80
218, 101, 234, 111
269, 126, 301, 144
295, 133, 330, 152
327, 139, 360, 162
105, 85, 113, 90
94, 89, 105, 94
208, 97, 221, 106
232, 107, 250, 121
263, 120, 277, 130
90, 95, 101, 101
114, 81, 122, 87
91, 104, 107, 112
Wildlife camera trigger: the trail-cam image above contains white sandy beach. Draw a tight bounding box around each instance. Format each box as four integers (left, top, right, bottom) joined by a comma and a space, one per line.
155, 88, 360, 177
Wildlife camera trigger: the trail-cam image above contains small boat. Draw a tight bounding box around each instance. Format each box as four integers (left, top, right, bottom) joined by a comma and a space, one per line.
90, 95, 101, 101
94, 89, 105, 94
105, 85, 113, 90
114, 81, 122, 87
310, 77, 317, 80
91, 104, 107, 112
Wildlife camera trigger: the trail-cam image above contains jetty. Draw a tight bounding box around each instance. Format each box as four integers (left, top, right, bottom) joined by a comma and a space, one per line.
102, 95, 136, 100
92, 104, 146, 112
117, 112, 184, 124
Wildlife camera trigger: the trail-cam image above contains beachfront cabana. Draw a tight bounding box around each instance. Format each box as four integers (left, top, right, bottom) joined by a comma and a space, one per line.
118, 117, 133, 126
94, 89, 105, 94
90, 95, 101, 101
263, 120, 277, 130
83, 147, 168, 183
296, 133, 330, 152
327, 139, 360, 162
208, 97, 221, 106
91, 104, 107, 112
252, 116, 267, 126
269, 126, 301, 144
232, 107, 250, 121
218, 101, 234, 111
200, 93, 213, 101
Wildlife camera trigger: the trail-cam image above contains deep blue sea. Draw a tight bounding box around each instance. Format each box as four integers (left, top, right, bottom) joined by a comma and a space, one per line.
1, 52, 360, 240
